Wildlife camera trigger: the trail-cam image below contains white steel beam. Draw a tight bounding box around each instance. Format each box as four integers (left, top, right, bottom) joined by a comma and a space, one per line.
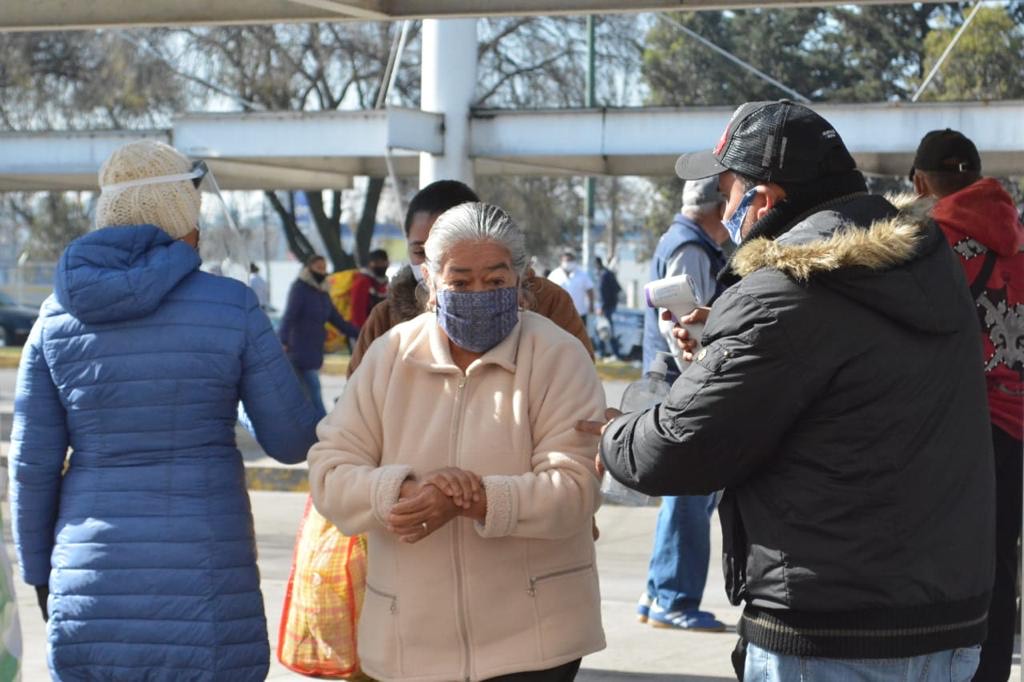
173, 108, 443, 159
0, 101, 1019, 191
0, 0, 922, 32
285, 0, 391, 21
0, 129, 169, 191
470, 101, 1024, 178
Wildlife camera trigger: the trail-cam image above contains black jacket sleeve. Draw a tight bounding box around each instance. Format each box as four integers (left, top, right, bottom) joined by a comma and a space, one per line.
600, 288, 815, 496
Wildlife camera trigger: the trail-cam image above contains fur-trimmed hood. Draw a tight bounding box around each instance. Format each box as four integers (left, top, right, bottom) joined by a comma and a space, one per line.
731, 193, 970, 335
298, 266, 330, 292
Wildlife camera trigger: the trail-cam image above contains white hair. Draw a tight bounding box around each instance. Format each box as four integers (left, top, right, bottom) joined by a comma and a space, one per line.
681, 201, 724, 222
423, 202, 529, 279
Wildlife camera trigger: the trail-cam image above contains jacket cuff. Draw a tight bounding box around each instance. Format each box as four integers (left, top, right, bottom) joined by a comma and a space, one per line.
370, 464, 413, 527
22, 554, 52, 587
475, 476, 518, 539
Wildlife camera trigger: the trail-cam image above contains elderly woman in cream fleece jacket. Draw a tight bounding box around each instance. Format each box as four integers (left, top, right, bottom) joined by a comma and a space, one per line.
309, 203, 606, 682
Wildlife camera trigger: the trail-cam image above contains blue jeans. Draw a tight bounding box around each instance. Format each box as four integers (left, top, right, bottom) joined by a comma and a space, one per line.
296, 368, 326, 418
744, 643, 980, 682
646, 493, 717, 612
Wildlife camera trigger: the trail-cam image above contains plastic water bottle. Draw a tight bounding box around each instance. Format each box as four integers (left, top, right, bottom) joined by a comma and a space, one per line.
600, 352, 672, 506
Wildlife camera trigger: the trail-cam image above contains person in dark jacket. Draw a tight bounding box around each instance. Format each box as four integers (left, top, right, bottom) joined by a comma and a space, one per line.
278, 254, 359, 416
594, 257, 622, 359
583, 101, 994, 681
910, 129, 1024, 682
9, 139, 321, 682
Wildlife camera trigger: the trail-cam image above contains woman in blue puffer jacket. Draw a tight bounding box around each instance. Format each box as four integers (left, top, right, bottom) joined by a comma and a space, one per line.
9, 140, 320, 681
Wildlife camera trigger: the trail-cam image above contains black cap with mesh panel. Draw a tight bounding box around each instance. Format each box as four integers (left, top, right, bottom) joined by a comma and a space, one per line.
674, 100, 857, 184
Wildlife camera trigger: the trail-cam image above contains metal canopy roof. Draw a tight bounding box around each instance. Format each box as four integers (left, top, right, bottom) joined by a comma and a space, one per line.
0, 101, 1018, 191
0, 0, 920, 32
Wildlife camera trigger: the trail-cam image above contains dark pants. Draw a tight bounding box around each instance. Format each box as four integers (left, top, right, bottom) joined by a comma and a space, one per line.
485, 659, 581, 681
974, 424, 1023, 682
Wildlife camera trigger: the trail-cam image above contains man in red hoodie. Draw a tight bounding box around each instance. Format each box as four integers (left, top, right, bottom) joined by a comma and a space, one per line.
912, 129, 1024, 682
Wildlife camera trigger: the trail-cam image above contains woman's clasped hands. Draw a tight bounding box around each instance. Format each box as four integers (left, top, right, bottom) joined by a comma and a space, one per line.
387, 467, 486, 544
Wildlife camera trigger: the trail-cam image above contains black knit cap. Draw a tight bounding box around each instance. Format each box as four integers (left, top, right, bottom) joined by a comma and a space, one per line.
675, 100, 857, 184
909, 129, 981, 180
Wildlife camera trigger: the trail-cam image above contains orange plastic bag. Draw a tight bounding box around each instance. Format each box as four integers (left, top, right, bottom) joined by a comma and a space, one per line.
278, 496, 369, 679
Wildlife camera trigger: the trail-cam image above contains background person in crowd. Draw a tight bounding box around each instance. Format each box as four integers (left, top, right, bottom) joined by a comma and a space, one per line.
635, 176, 729, 633
309, 202, 606, 682
585, 101, 994, 682
278, 253, 359, 416
249, 262, 269, 310
9, 139, 320, 682
910, 129, 1024, 682
349, 180, 592, 373
348, 248, 390, 327
593, 257, 622, 359
548, 251, 595, 327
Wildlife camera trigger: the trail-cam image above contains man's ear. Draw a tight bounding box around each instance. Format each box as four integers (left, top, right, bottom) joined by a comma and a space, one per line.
913, 173, 930, 198
753, 184, 785, 221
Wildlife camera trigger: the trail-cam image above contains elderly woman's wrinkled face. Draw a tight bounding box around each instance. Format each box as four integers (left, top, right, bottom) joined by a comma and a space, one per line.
431, 240, 515, 294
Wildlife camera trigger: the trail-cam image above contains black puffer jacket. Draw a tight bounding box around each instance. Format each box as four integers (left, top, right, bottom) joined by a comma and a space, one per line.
601, 193, 994, 659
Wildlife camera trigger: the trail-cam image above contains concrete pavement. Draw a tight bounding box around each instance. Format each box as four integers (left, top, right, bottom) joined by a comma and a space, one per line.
1, 365, 1020, 681
9, 493, 741, 681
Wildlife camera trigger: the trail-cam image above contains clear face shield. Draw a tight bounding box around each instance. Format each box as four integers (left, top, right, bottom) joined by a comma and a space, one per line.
99, 159, 251, 282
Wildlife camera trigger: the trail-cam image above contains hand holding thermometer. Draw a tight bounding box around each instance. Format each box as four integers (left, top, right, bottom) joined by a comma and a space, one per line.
644, 274, 703, 364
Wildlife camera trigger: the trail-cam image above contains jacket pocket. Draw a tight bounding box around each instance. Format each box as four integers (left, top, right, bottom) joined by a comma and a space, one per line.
360, 583, 402, 676
528, 563, 603, 660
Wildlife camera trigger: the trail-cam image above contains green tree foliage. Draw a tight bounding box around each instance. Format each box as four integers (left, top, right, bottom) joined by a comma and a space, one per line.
919, 6, 1024, 101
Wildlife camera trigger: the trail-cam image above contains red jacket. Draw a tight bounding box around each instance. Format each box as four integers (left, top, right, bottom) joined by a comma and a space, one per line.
932, 178, 1024, 440
348, 271, 387, 327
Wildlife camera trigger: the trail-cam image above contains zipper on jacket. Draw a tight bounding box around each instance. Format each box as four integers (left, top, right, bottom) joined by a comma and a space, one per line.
527, 563, 595, 597
365, 583, 398, 614
449, 375, 473, 682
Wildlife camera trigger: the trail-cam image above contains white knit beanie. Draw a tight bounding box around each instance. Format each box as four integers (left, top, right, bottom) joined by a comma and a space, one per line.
95, 140, 202, 240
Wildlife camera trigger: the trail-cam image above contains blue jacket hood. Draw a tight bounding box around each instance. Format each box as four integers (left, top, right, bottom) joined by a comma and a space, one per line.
55, 225, 200, 324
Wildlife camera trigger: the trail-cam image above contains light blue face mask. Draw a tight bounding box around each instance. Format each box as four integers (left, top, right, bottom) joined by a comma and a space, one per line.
724, 188, 758, 245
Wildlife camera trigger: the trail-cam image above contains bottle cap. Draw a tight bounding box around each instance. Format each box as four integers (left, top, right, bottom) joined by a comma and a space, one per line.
649, 351, 672, 378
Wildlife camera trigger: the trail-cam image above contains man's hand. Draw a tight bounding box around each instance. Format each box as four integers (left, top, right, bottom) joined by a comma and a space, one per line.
577, 408, 624, 478
388, 482, 461, 544
663, 307, 710, 362
421, 467, 481, 511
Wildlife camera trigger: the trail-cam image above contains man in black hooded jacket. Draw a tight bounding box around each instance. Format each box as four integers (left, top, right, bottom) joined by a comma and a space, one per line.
585, 101, 994, 681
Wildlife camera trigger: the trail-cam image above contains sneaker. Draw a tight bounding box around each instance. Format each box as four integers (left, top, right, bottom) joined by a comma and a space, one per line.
636, 593, 654, 624
648, 605, 726, 632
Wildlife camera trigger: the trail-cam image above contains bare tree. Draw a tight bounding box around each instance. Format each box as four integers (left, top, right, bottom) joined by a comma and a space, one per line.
162, 23, 421, 271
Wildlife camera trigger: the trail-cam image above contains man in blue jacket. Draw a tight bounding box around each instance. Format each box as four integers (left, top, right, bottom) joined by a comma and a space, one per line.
10, 139, 321, 682
637, 177, 729, 633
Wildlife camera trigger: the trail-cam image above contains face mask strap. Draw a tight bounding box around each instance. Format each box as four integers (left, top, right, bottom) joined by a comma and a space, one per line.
100, 166, 205, 193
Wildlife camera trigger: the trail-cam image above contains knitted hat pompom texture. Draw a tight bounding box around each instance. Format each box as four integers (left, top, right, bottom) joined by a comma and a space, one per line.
95, 140, 202, 240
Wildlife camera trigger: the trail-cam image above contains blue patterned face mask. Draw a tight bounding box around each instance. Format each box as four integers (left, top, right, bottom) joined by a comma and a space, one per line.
725, 188, 758, 245
436, 287, 520, 353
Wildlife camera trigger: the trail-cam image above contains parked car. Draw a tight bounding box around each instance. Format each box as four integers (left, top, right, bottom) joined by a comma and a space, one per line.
0, 291, 38, 347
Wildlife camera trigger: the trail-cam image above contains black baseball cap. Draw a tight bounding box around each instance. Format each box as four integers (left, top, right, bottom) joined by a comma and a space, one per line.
909, 129, 981, 180
675, 100, 857, 184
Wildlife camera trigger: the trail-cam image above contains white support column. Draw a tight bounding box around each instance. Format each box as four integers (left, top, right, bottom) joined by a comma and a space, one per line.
419, 18, 477, 188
